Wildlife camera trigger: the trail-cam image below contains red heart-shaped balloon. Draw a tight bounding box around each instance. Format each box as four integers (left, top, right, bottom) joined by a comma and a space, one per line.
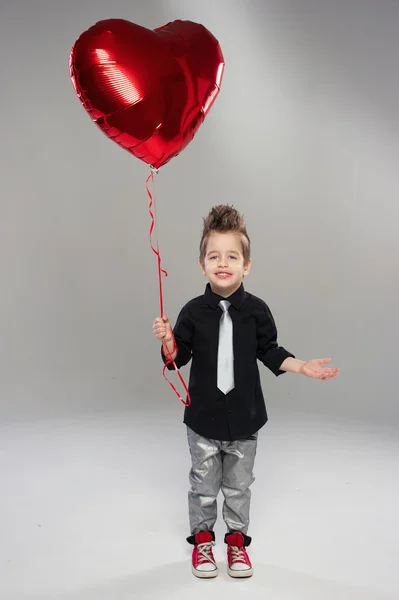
69, 19, 224, 169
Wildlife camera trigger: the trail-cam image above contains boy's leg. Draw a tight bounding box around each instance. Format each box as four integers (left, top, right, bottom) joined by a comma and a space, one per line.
186, 426, 223, 541
221, 433, 258, 538
221, 434, 258, 577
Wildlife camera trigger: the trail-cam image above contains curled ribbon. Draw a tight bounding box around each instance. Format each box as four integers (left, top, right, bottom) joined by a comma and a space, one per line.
146, 169, 191, 407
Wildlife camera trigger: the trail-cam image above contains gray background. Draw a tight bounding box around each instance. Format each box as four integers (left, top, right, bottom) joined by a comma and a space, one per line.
1, 0, 398, 425
1, 2, 398, 599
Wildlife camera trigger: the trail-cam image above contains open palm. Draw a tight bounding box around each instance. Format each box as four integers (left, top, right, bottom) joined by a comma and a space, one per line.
300, 358, 340, 380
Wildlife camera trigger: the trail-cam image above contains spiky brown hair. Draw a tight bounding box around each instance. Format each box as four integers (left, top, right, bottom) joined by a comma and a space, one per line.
199, 204, 251, 265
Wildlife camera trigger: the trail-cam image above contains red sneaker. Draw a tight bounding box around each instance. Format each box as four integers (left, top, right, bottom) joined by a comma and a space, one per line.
192, 531, 219, 578
226, 532, 253, 578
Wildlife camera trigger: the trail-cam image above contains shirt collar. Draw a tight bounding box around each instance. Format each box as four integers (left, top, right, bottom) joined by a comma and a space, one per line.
204, 282, 246, 310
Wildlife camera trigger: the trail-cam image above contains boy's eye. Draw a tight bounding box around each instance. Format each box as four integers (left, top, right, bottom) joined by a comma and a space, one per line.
209, 255, 237, 260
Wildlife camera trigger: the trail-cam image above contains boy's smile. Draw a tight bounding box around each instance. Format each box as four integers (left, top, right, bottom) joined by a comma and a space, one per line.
199, 232, 251, 297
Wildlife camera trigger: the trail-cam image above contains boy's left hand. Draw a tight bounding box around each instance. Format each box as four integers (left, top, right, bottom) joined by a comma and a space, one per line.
300, 358, 340, 380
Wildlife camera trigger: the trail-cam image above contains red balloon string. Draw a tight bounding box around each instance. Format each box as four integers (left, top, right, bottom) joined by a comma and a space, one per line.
146, 169, 167, 317
146, 170, 191, 407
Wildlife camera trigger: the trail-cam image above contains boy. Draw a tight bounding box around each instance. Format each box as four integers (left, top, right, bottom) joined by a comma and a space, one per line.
152, 205, 339, 579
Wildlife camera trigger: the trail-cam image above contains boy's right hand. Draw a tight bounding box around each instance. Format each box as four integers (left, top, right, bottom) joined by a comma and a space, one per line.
152, 316, 173, 342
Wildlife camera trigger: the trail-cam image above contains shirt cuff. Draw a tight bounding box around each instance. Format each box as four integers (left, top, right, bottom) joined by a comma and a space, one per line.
269, 348, 296, 376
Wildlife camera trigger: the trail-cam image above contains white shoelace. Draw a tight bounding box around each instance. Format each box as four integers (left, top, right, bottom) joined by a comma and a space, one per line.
230, 545, 247, 564
197, 541, 217, 565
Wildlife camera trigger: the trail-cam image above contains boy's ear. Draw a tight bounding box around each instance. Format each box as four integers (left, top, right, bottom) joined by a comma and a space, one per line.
199, 258, 206, 275
243, 259, 252, 276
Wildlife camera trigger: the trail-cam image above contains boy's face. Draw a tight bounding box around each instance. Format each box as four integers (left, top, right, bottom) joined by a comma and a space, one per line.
199, 232, 251, 297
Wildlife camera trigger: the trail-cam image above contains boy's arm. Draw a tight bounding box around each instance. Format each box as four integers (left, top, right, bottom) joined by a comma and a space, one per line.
161, 335, 177, 362
281, 356, 340, 379
257, 303, 340, 380
279, 357, 306, 373
161, 306, 193, 370
256, 303, 295, 376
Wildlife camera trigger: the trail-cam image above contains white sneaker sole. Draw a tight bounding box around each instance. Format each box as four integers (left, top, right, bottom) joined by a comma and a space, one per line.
192, 565, 219, 579
228, 566, 253, 578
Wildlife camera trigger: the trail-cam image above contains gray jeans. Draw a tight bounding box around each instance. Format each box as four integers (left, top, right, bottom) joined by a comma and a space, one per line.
187, 426, 258, 536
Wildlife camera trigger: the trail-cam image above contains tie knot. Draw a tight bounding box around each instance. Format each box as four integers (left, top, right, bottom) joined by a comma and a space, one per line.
219, 300, 231, 313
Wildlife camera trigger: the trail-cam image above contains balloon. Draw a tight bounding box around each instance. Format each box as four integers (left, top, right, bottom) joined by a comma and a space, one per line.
69, 19, 224, 169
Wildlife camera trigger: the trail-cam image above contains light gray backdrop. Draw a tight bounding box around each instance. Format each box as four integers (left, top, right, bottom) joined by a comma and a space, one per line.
1, 0, 398, 427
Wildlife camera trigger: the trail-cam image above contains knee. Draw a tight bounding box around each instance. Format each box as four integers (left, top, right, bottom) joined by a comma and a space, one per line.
222, 473, 255, 492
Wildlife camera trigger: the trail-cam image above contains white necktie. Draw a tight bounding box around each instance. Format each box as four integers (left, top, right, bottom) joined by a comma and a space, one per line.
217, 300, 235, 394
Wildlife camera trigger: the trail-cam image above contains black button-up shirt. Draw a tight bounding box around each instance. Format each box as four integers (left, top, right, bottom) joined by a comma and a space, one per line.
161, 282, 295, 441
